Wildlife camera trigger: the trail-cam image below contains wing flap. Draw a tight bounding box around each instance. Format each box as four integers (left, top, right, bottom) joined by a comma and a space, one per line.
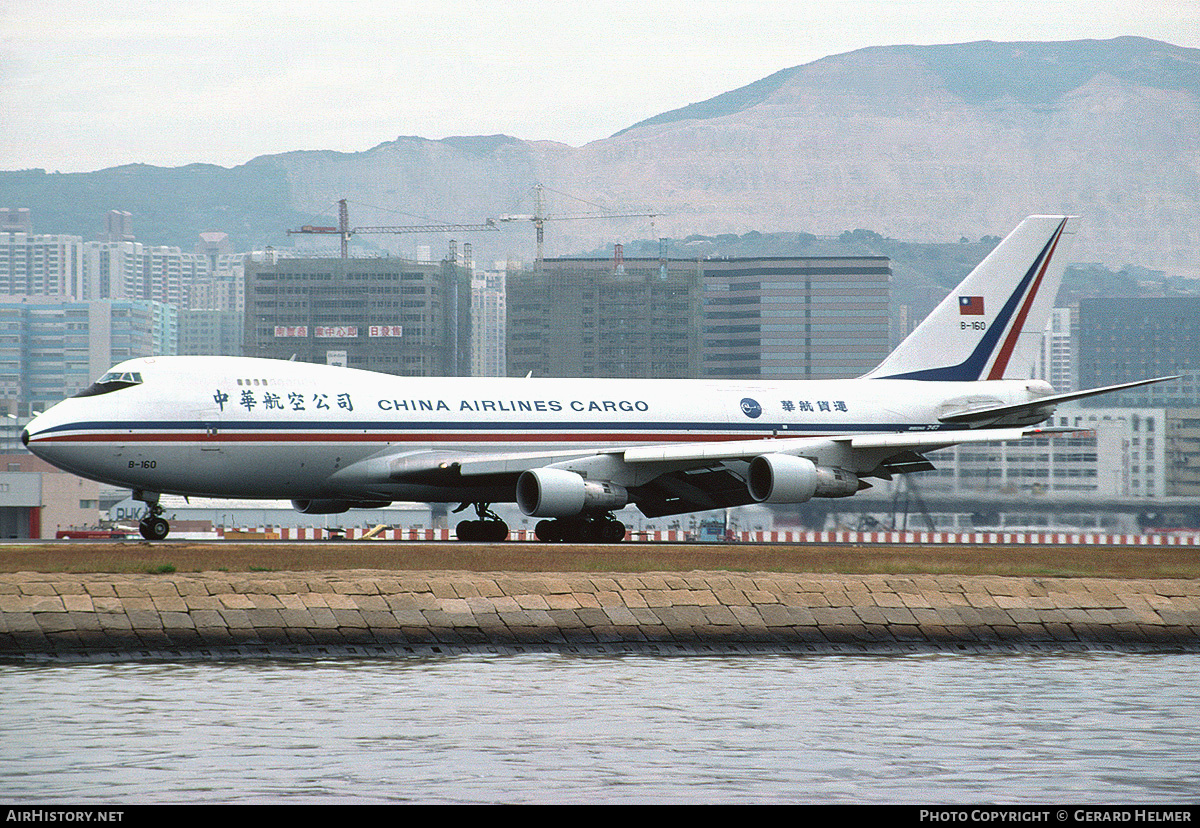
847, 425, 1079, 451
453, 449, 620, 477
332, 447, 625, 484
622, 436, 838, 464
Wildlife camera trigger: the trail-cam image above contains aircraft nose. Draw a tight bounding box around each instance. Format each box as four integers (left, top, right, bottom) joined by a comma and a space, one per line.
21, 409, 51, 459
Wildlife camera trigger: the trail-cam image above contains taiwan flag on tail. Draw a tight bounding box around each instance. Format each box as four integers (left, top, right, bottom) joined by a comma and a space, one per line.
959, 296, 985, 315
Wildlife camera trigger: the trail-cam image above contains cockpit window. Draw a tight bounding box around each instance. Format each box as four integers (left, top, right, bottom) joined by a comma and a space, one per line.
72, 371, 144, 398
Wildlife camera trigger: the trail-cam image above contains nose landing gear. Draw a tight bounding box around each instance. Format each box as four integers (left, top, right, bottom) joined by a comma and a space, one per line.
134, 491, 170, 540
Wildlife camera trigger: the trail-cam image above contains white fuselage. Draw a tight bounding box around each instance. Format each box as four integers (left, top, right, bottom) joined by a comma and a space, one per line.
24, 355, 1045, 503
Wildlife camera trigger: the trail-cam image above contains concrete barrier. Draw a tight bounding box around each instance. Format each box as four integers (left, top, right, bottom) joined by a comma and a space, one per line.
2, 570, 1198, 660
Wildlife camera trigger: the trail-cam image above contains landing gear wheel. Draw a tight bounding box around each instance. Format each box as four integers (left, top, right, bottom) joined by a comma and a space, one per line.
533, 515, 626, 543
456, 517, 509, 542
139, 516, 169, 541
601, 518, 627, 543
534, 520, 560, 542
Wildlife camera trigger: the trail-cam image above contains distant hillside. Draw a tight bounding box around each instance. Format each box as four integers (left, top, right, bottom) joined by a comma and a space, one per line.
2, 37, 1196, 275
0, 164, 308, 251
558, 36, 1200, 275
619, 37, 1200, 132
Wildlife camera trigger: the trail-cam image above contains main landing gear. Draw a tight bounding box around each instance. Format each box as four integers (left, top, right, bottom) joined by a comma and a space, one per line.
534, 514, 626, 543
454, 502, 509, 542
134, 491, 170, 541
452, 504, 628, 543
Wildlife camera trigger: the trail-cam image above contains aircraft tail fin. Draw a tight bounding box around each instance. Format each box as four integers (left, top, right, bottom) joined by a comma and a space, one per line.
865, 215, 1078, 382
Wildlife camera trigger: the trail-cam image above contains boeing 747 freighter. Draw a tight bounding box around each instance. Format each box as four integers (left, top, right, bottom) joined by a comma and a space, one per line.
22, 216, 1170, 540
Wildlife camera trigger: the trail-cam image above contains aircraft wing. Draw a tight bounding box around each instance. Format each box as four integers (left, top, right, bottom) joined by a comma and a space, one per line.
617, 425, 1079, 464
329, 424, 1084, 517
369, 424, 1074, 481
625, 425, 1083, 515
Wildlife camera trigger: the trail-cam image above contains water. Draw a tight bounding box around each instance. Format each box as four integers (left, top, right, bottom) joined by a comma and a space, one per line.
2, 653, 1198, 804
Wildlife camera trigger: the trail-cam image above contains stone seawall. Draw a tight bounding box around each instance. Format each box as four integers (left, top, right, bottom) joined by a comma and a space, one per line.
2, 570, 1198, 660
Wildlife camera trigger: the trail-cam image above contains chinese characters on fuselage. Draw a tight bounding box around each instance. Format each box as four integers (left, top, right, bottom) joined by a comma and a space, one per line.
781, 400, 848, 413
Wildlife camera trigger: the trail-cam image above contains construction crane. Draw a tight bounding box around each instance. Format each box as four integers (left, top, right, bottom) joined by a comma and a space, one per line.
288, 198, 499, 259
498, 184, 660, 263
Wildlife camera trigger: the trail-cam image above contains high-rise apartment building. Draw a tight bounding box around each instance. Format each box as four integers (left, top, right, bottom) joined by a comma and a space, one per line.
1, 208, 84, 298
81, 241, 210, 304
1, 209, 32, 235
0, 297, 175, 416
0, 231, 83, 298
471, 269, 506, 377
81, 240, 144, 300
104, 210, 133, 242
141, 245, 208, 306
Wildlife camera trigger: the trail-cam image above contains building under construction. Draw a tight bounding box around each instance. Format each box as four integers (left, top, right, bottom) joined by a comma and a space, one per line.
505, 252, 891, 380
506, 254, 704, 379
243, 255, 472, 376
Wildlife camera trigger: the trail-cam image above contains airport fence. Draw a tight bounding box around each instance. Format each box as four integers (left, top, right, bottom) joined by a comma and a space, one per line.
212, 526, 1200, 545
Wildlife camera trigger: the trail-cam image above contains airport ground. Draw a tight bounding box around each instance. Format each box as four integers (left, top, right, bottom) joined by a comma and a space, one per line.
1, 540, 1199, 579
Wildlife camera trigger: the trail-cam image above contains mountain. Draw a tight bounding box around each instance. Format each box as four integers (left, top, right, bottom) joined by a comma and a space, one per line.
558, 36, 1200, 273
2, 37, 1197, 274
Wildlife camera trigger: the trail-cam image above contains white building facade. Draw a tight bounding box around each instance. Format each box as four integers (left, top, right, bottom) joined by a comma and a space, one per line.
922, 404, 1165, 499
471, 268, 506, 376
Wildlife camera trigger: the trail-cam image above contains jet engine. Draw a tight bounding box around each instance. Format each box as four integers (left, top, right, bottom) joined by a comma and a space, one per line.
291, 498, 392, 514
516, 468, 629, 517
747, 454, 861, 503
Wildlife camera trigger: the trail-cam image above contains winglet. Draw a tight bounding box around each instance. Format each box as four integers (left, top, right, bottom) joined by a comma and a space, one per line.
865, 215, 1078, 382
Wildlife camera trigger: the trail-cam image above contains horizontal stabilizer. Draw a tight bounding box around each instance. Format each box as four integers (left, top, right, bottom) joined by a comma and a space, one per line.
938, 376, 1178, 427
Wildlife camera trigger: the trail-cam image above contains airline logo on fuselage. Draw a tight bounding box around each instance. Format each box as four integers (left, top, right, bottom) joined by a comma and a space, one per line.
740, 398, 762, 418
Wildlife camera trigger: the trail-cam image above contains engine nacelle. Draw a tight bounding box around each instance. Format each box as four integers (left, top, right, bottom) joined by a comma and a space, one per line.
516, 468, 629, 517
747, 454, 861, 503
291, 498, 391, 514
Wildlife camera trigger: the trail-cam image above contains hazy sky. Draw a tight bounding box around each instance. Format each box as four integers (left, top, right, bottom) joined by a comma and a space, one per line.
3, 0, 1199, 173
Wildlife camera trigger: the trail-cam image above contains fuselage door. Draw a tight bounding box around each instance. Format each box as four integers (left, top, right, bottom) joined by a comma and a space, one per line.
201, 417, 222, 451
196, 391, 224, 452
